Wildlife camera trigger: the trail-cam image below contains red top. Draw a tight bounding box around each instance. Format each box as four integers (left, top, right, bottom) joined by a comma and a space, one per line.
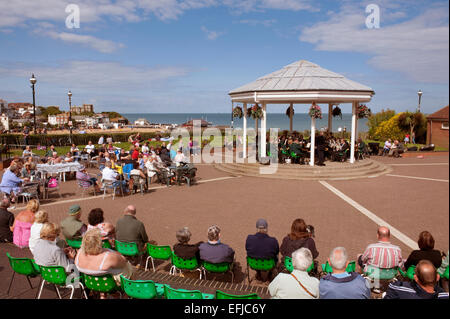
131, 150, 139, 160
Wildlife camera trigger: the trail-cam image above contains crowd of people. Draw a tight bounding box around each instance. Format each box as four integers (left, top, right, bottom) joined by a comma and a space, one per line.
274, 131, 368, 165
0, 198, 448, 299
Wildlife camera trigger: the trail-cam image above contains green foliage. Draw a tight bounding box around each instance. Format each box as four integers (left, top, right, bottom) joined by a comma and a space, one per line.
367, 109, 396, 139
374, 113, 405, 141
40, 106, 62, 117
397, 111, 427, 143
103, 111, 122, 119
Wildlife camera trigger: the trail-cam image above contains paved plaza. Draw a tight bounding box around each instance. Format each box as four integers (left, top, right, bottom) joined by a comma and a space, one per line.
1, 154, 448, 298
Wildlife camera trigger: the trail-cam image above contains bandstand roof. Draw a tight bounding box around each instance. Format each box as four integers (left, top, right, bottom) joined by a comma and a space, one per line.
229, 60, 374, 104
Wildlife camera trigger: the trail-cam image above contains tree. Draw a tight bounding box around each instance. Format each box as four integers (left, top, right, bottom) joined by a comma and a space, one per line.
374, 114, 405, 141
397, 111, 426, 143
367, 109, 396, 139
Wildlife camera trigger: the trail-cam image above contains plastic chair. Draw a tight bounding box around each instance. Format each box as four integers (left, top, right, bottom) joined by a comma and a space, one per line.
398, 266, 416, 280
130, 174, 146, 195
321, 261, 356, 274
364, 266, 399, 280
37, 265, 87, 299
164, 285, 214, 299
201, 261, 234, 283
284, 256, 314, 273
82, 273, 121, 296
115, 240, 142, 257
6, 253, 40, 295
145, 244, 172, 272
246, 256, 276, 284
120, 275, 164, 299
438, 266, 449, 280
122, 163, 133, 180
77, 179, 96, 197
102, 179, 123, 200
66, 238, 82, 250
102, 239, 112, 249
215, 290, 260, 299
18, 183, 40, 204
170, 252, 203, 279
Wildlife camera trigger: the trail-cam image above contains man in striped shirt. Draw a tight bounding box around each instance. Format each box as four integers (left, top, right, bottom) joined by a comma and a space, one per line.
357, 226, 403, 273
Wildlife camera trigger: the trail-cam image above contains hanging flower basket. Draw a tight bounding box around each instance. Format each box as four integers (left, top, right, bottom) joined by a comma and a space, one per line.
357, 104, 372, 119
332, 105, 342, 119
248, 104, 263, 119
232, 106, 243, 119
285, 105, 294, 117
308, 103, 322, 119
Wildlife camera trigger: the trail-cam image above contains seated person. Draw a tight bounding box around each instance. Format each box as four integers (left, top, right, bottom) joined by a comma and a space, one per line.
174, 149, 189, 166
76, 165, 100, 192
115, 205, 148, 253
22, 145, 33, 157
29, 210, 49, 255
45, 145, 56, 158
87, 208, 115, 243
173, 227, 203, 260
357, 226, 403, 273
60, 205, 87, 240
64, 152, 74, 162
33, 222, 76, 272
199, 225, 235, 264
382, 139, 392, 156
130, 162, 147, 185
0, 198, 14, 243
404, 231, 442, 270
75, 228, 134, 292
21, 162, 36, 179
84, 141, 95, 157
101, 161, 128, 193
12, 199, 39, 248
319, 247, 371, 299
268, 248, 320, 299
280, 218, 319, 261
384, 260, 449, 299
49, 152, 62, 164
0, 165, 27, 203
70, 144, 80, 156
118, 149, 131, 161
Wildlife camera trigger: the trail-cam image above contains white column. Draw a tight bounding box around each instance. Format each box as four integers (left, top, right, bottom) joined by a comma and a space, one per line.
243, 103, 247, 159
328, 103, 333, 133
350, 102, 357, 163
289, 103, 293, 133
261, 103, 267, 158
310, 117, 316, 166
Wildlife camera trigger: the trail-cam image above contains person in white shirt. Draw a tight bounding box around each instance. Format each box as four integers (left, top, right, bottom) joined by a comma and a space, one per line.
268, 248, 320, 299
22, 146, 33, 157
29, 210, 49, 255
101, 161, 128, 193
98, 136, 104, 145
173, 149, 188, 166
166, 142, 172, 151
85, 141, 95, 156
142, 142, 150, 154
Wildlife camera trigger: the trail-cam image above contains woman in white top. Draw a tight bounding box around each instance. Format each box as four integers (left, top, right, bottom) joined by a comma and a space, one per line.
29, 210, 49, 255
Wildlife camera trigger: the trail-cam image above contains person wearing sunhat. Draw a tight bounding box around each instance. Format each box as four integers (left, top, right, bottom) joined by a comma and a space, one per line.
60, 204, 87, 240
75, 164, 100, 192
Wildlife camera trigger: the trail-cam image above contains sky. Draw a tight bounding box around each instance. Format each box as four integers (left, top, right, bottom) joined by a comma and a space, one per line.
0, 0, 448, 114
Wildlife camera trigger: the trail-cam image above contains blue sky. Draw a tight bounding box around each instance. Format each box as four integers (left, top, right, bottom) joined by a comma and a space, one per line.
0, 0, 448, 114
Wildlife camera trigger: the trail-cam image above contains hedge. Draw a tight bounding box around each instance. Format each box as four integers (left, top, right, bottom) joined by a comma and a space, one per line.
1, 132, 171, 147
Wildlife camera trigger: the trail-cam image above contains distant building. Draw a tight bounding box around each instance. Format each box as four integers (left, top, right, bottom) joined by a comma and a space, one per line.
70, 104, 94, 114
85, 117, 99, 127
426, 105, 449, 149
0, 113, 9, 131
48, 112, 70, 125
181, 119, 211, 128
134, 118, 151, 126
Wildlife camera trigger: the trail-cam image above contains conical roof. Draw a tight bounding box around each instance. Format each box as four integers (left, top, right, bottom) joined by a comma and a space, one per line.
229, 60, 373, 94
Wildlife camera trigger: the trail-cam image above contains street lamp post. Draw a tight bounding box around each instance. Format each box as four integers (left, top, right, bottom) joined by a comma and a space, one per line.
29, 74, 37, 134
68, 90, 73, 144
417, 89, 423, 113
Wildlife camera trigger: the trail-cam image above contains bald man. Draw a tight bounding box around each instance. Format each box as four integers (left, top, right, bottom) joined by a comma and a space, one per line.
357, 226, 403, 273
115, 205, 149, 254
384, 260, 449, 299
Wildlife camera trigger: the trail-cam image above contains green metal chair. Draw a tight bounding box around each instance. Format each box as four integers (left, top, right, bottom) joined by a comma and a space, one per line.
215, 290, 260, 299
145, 244, 172, 272
284, 256, 314, 273
321, 261, 356, 274
246, 256, 276, 284
170, 252, 203, 279
82, 273, 121, 297
66, 238, 82, 249
37, 265, 87, 299
438, 266, 449, 280
398, 266, 416, 280
120, 275, 165, 299
201, 261, 234, 283
164, 285, 214, 299
6, 253, 41, 295
102, 239, 112, 249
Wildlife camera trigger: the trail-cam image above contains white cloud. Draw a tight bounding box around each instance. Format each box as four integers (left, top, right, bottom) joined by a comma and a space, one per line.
299, 5, 449, 83
201, 26, 225, 40
0, 60, 192, 89
238, 19, 277, 27
46, 31, 125, 53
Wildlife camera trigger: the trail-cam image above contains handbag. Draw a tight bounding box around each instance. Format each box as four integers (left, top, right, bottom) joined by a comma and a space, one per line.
290, 273, 317, 298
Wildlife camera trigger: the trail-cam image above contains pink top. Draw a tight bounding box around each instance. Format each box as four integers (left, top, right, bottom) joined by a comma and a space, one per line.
13, 220, 33, 248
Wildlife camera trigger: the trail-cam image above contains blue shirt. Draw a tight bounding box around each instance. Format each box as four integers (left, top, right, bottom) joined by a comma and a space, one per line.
0, 169, 23, 194
319, 272, 371, 299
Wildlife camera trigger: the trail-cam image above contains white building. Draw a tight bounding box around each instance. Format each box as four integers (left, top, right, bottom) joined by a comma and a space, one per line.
134, 118, 151, 126
0, 113, 9, 131
85, 117, 99, 127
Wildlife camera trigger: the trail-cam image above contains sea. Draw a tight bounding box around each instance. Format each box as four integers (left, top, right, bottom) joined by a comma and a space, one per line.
122, 113, 368, 132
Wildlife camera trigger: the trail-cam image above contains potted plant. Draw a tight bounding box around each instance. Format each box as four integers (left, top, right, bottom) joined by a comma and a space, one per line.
357, 104, 372, 119
285, 105, 294, 117
332, 105, 342, 119
308, 103, 322, 119
232, 106, 243, 119
248, 104, 263, 119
